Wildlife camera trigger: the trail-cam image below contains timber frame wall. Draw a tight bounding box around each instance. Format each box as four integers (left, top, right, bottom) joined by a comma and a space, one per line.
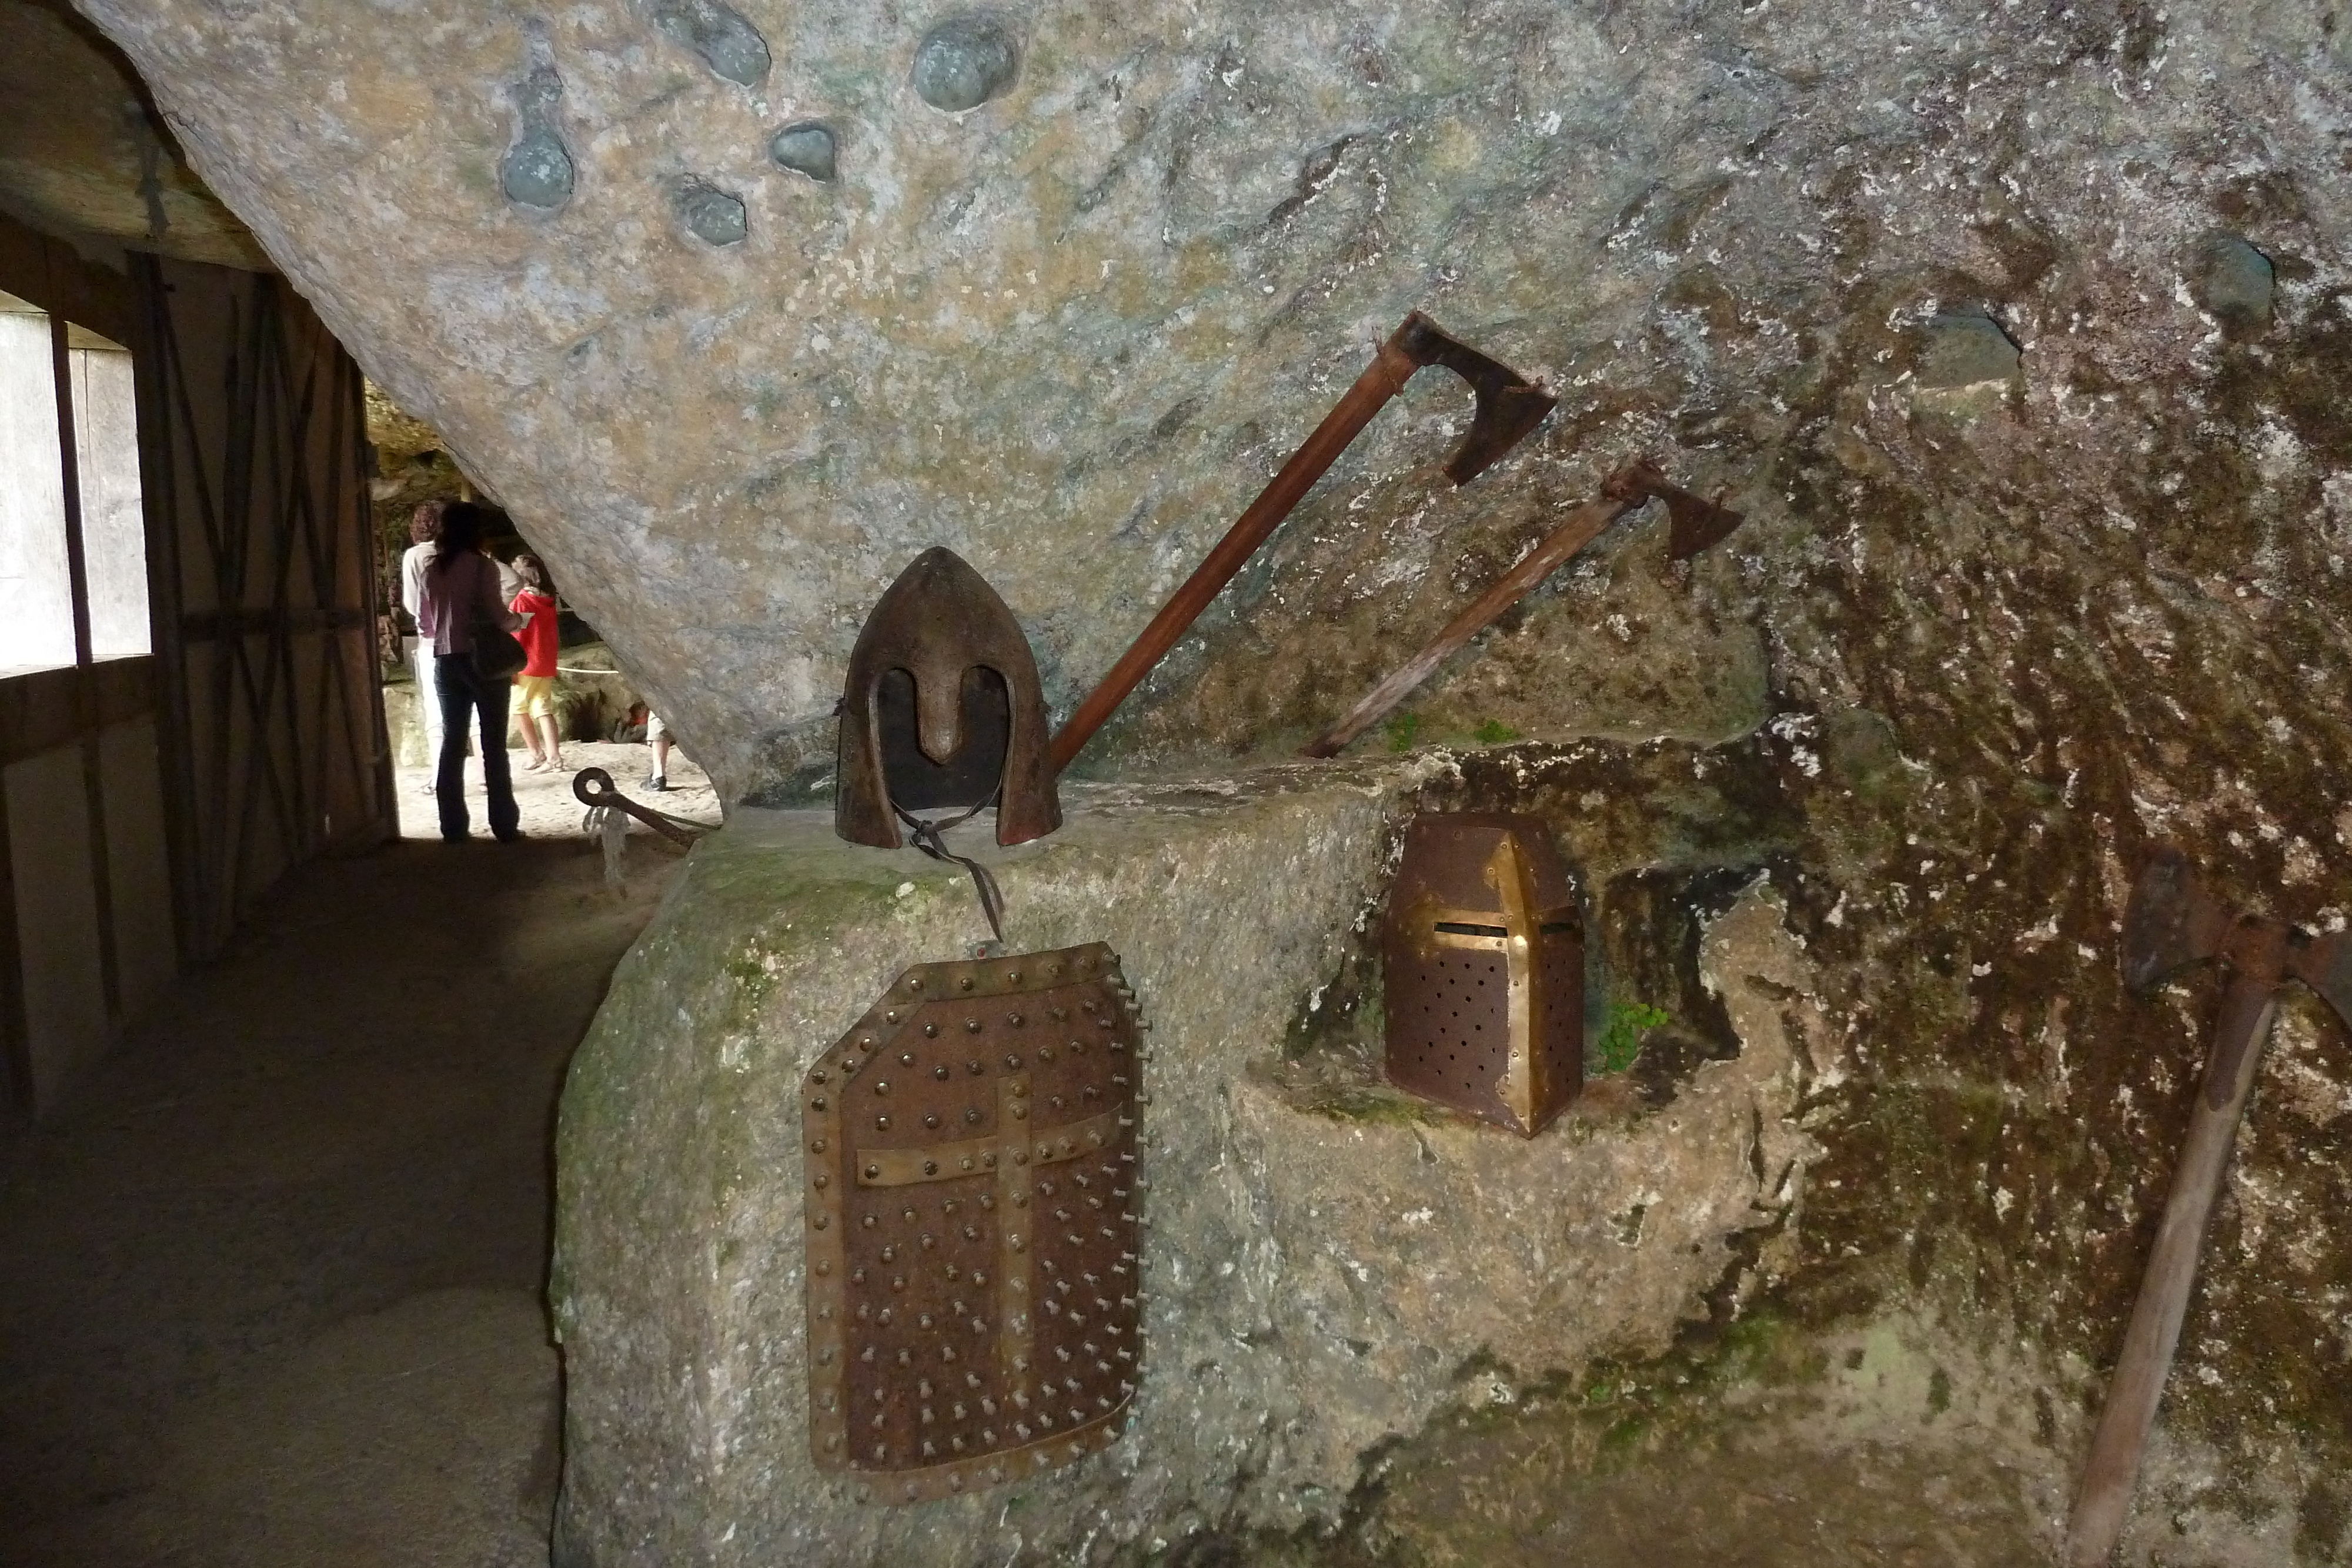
0, 216, 395, 1116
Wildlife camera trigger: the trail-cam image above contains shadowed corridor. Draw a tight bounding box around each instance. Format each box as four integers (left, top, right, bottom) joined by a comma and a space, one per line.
0, 833, 678, 1567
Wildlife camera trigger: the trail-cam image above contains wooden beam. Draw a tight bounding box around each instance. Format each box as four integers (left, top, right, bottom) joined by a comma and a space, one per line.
0, 212, 136, 347
129, 254, 207, 965
0, 773, 28, 1118
49, 316, 124, 1022
180, 607, 373, 641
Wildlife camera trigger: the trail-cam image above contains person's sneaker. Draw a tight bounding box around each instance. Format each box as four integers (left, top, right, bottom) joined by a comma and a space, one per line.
646, 773, 668, 792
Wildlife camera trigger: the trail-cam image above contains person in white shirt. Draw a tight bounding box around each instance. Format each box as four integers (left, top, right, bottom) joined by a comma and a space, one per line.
399, 503, 446, 795
646, 709, 673, 791
415, 503, 530, 841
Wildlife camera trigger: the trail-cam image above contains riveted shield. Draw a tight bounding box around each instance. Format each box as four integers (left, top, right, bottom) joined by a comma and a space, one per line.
1382, 813, 1583, 1136
803, 942, 1150, 1503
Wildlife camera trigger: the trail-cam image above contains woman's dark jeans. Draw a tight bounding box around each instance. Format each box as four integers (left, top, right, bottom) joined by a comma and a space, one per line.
434, 653, 519, 840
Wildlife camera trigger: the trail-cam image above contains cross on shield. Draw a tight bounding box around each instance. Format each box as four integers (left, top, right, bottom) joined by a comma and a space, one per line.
803, 943, 1150, 1503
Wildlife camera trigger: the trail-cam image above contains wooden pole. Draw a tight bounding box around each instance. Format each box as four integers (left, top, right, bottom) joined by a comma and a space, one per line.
2066, 954, 2283, 1565
1047, 336, 1420, 775
51, 314, 126, 1024
1299, 464, 1651, 758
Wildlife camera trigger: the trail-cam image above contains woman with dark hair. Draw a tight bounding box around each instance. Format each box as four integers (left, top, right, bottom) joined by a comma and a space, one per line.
415, 502, 528, 841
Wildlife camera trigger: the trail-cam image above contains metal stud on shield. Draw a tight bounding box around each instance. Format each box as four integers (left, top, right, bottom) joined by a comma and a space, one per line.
1382, 814, 1584, 1135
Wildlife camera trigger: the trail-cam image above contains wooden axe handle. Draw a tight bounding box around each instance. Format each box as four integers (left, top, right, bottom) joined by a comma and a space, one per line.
2066, 957, 2282, 1566
1048, 336, 1421, 775
1298, 463, 1652, 758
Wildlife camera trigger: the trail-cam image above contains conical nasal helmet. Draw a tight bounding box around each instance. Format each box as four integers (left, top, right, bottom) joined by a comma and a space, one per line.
836, 547, 1061, 848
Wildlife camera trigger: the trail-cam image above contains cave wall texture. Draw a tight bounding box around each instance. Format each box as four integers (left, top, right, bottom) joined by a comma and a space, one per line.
72, 0, 2346, 799
71, 0, 2352, 1556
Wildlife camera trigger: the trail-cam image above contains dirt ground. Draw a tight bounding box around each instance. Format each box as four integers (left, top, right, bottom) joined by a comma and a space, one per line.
0, 774, 694, 1566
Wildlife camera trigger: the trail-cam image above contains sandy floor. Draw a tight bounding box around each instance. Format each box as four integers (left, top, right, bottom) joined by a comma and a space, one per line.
0, 821, 686, 1566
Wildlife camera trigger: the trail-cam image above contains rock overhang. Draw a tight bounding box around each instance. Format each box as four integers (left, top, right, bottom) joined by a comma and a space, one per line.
68, 0, 2351, 801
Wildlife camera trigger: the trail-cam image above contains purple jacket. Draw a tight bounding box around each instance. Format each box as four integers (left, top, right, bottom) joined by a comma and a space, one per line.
416, 550, 526, 656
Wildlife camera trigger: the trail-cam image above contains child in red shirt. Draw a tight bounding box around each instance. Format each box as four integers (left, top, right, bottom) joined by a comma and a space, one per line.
510, 554, 564, 771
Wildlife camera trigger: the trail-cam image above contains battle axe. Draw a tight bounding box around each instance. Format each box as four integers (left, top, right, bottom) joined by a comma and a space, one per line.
2067, 844, 2352, 1566
1048, 312, 1556, 774
1298, 460, 1743, 758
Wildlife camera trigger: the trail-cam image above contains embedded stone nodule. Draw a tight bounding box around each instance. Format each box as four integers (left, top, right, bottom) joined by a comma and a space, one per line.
1914, 311, 2020, 390
501, 128, 574, 213
2195, 232, 2273, 329
673, 178, 748, 245
499, 65, 574, 212
770, 121, 839, 183
912, 13, 1021, 113
647, 0, 771, 86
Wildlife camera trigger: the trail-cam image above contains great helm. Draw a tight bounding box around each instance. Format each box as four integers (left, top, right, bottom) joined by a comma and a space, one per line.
1382, 812, 1584, 1135
835, 547, 1061, 849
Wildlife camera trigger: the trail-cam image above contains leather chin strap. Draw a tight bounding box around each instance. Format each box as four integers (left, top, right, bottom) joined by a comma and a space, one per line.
893, 792, 1007, 948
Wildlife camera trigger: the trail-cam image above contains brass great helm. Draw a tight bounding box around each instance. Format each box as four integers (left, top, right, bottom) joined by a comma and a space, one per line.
836, 547, 1061, 849
1382, 813, 1585, 1135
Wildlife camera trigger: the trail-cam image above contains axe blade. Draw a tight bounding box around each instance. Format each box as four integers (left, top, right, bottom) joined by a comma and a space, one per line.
1444, 382, 1559, 484
2120, 844, 2227, 995
2287, 929, 2352, 1030
1394, 312, 1559, 484
1663, 487, 1746, 561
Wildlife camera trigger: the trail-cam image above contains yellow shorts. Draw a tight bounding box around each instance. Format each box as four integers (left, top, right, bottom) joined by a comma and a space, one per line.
516, 674, 557, 718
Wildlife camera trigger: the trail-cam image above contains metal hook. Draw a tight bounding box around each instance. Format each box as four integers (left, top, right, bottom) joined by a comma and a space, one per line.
572, 767, 700, 847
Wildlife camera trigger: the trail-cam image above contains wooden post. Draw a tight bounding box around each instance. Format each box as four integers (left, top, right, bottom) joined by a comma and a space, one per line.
1301, 466, 1651, 758
50, 313, 124, 1024
130, 253, 206, 964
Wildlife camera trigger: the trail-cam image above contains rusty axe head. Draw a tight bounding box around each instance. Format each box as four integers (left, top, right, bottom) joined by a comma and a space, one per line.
1658, 483, 1747, 562
2123, 844, 2352, 1031
2286, 925, 2352, 1025
1598, 459, 1748, 563
2122, 844, 2234, 996
1631, 472, 1747, 561
1392, 312, 1559, 484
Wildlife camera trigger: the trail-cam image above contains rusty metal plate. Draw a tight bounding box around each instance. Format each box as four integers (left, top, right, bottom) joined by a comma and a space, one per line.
803, 942, 1149, 1503
1382, 813, 1583, 1136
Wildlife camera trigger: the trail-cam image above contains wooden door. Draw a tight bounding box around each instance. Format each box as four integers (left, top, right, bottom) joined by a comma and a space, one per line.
132, 256, 394, 959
